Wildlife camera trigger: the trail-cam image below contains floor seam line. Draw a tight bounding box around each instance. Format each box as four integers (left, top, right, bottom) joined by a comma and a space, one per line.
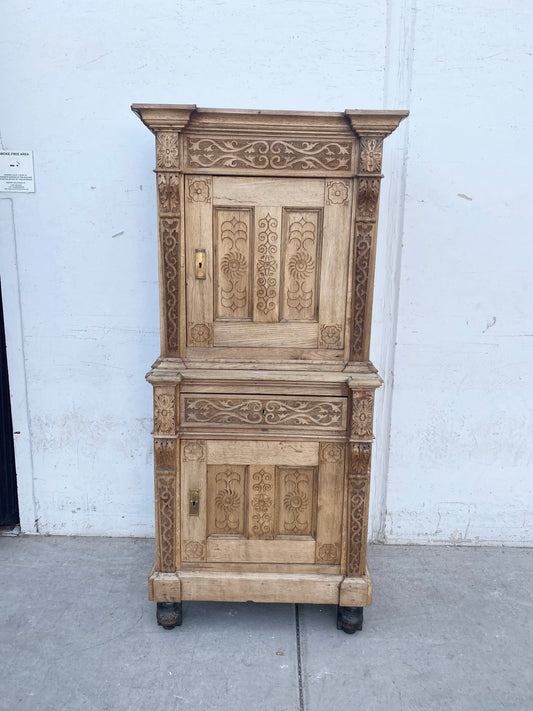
295, 603, 305, 711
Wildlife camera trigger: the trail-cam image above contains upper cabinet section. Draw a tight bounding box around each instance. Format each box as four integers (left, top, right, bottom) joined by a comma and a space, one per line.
132, 105, 408, 367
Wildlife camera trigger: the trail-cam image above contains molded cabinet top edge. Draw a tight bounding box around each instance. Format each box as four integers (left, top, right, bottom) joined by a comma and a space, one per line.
131, 104, 409, 137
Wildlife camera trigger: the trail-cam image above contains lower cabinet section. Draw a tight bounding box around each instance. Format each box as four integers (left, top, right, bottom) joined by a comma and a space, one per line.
181, 439, 345, 567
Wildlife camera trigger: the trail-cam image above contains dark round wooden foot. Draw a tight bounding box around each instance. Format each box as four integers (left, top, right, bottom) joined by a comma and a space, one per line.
337, 605, 364, 634
156, 601, 183, 629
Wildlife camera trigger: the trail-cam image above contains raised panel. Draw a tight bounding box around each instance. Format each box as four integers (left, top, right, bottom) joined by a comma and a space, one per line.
253, 208, 282, 323
248, 466, 275, 539
280, 209, 322, 322
207, 465, 246, 536
276, 466, 316, 537
181, 440, 207, 563
213, 208, 252, 320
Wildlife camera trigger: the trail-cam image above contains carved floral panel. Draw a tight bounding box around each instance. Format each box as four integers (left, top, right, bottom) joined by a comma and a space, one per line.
276, 467, 316, 536
160, 219, 180, 353
350, 392, 374, 439
351, 222, 373, 360
207, 465, 246, 535
255, 212, 279, 319
359, 137, 383, 174
156, 132, 179, 169
214, 208, 252, 320
281, 210, 320, 321
249, 467, 275, 539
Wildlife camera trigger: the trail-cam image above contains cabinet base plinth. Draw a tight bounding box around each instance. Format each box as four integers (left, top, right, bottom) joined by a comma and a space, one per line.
149, 566, 373, 608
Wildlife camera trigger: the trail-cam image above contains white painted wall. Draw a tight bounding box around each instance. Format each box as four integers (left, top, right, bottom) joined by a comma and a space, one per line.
1, 0, 531, 543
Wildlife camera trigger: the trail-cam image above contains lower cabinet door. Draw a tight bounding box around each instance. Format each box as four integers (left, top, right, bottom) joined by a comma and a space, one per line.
180, 439, 345, 567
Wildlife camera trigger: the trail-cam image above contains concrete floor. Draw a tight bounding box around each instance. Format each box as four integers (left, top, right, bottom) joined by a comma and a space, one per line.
0, 537, 531, 711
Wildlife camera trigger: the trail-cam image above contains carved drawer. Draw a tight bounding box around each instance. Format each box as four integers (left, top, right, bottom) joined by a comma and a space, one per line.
180, 394, 348, 433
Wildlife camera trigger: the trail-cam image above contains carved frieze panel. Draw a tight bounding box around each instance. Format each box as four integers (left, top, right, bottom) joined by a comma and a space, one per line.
214, 208, 252, 320
156, 132, 180, 170
157, 473, 176, 572
350, 392, 374, 439
154, 386, 176, 435
185, 136, 354, 172
281, 210, 320, 321
160, 218, 180, 353
207, 466, 246, 535
183, 396, 346, 429
276, 467, 316, 536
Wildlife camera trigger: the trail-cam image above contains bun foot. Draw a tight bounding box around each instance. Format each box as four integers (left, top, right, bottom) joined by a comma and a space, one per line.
157, 601, 183, 629
337, 605, 364, 634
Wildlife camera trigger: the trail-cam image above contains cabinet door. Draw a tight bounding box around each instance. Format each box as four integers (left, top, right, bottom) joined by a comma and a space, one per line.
184, 176, 353, 358
180, 439, 345, 567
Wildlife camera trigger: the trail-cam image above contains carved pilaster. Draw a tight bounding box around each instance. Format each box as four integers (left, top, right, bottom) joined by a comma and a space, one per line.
346, 442, 372, 577
351, 135, 383, 361
154, 438, 178, 572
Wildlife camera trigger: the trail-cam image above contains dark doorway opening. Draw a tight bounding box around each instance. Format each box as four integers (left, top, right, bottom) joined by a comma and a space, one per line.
0, 281, 19, 526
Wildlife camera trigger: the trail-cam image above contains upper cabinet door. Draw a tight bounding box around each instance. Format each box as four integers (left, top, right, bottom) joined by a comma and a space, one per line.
185, 176, 353, 360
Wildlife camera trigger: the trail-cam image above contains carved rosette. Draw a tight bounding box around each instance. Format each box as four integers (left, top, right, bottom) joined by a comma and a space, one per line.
326, 179, 349, 205
317, 542, 339, 564
183, 540, 206, 562
350, 392, 374, 440
187, 177, 211, 203
156, 132, 180, 169
319, 324, 343, 349
319, 442, 344, 464
182, 440, 206, 462
154, 386, 176, 435
187, 322, 213, 347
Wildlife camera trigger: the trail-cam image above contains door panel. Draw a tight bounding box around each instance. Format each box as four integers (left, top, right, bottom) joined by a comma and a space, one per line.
184, 176, 353, 355
181, 439, 345, 566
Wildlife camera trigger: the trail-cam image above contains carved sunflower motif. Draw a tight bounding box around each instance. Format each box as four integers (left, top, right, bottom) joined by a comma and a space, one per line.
288, 252, 314, 279
283, 491, 309, 513
327, 181, 349, 204
215, 488, 240, 513
188, 179, 210, 202
221, 251, 247, 278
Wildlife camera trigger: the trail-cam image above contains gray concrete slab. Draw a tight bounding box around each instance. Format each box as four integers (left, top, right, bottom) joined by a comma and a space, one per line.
1, 537, 531, 711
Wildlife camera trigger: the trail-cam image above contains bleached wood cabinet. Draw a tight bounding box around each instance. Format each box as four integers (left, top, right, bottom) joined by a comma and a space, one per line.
132, 104, 408, 632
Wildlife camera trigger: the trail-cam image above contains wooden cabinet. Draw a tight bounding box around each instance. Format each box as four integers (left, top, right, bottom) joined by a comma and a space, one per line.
132, 104, 408, 632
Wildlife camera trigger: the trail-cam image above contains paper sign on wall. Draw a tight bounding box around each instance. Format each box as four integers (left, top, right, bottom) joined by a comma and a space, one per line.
0, 151, 35, 193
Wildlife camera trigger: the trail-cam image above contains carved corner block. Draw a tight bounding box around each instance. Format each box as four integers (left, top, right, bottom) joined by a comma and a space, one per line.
153, 385, 178, 436
350, 391, 375, 440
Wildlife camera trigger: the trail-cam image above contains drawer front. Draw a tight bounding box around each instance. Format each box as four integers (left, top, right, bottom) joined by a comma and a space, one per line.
181, 394, 348, 432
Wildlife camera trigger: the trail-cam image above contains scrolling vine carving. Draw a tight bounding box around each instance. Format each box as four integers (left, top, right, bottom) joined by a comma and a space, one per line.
186, 137, 353, 171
